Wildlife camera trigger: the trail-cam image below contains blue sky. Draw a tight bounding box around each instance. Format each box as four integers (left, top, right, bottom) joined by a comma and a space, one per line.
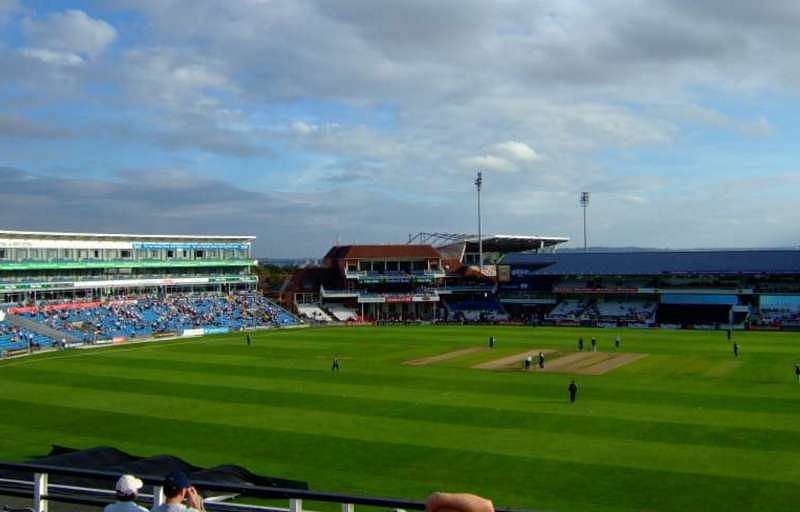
0, 0, 798, 256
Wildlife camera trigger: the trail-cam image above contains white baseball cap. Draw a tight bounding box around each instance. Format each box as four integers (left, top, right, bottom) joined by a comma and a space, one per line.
116, 475, 143, 495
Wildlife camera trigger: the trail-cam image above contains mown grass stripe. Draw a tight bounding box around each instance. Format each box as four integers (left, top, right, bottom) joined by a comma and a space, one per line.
60, 350, 800, 415
1, 381, 798, 486
2, 366, 800, 455
0, 398, 796, 512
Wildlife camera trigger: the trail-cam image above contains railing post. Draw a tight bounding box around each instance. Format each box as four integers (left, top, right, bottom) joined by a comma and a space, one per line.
33, 472, 48, 512
290, 498, 303, 512
342, 503, 354, 512
153, 485, 165, 507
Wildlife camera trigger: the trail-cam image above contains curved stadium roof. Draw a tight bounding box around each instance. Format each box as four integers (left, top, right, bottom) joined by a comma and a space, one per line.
501, 250, 800, 276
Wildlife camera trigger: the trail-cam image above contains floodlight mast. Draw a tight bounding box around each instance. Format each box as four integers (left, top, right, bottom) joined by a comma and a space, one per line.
580, 191, 590, 251
475, 171, 483, 271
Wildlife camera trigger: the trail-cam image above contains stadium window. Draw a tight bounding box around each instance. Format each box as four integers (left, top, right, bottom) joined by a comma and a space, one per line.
195, 250, 204, 259
120, 250, 131, 259
30, 249, 40, 259
93, 250, 100, 259
150, 250, 159, 259
0, 249, 5, 259
167, 250, 175, 259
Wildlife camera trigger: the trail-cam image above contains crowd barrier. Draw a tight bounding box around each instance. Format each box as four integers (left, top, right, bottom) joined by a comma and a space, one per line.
0, 461, 530, 512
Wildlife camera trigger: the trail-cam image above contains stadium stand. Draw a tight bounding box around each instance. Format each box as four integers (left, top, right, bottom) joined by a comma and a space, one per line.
594, 299, 657, 323
546, 299, 589, 320
297, 303, 334, 322
499, 249, 800, 329
444, 296, 509, 322
326, 303, 358, 321
8, 293, 297, 344
0, 321, 54, 354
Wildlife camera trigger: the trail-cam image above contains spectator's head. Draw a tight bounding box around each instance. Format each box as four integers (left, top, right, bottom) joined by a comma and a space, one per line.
163, 471, 192, 499
115, 474, 143, 501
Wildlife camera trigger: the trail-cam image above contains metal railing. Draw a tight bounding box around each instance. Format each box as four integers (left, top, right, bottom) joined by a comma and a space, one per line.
0, 461, 527, 512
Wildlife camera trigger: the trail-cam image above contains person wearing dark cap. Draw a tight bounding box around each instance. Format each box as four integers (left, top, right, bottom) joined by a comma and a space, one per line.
106, 475, 148, 512
151, 472, 205, 512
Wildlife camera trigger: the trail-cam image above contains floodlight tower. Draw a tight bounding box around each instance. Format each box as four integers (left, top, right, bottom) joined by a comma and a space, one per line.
475, 171, 483, 271
580, 191, 590, 251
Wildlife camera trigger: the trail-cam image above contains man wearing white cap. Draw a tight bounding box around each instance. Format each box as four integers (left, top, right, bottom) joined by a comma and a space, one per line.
105, 474, 148, 512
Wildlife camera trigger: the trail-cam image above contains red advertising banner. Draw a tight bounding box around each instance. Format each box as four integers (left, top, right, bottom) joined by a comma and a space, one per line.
553, 287, 639, 294
43, 301, 101, 312
8, 306, 37, 314
108, 299, 139, 307
9, 301, 101, 314
385, 295, 413, 303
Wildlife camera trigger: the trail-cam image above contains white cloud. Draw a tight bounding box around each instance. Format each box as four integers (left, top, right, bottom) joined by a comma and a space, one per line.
492, 141, 544, 162
291, 121, 319, 135
461, 155, 516, 172
122, 48, 236, 115
621, 194, 647, 205
21, 10, 115, 60
738, 116, 774, 137
19, 47, 84, 66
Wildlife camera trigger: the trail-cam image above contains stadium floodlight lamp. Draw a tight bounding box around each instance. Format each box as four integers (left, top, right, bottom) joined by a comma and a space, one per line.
580, 192, 590, 251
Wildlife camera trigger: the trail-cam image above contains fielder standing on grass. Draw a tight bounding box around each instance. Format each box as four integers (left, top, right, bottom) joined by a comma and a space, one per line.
591, 337, 597, 352
578, 337, 584, 351
538, 351, 545, 369
568, 380, 578, 403
795, 364, 799, 383
733, 342, 739, 358
615, 335, 621, 351
488, 336, 495, 349
246, 332, 252, 347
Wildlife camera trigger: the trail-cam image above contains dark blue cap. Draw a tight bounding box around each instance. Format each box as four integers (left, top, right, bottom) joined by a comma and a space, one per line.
163, 472, 191, 494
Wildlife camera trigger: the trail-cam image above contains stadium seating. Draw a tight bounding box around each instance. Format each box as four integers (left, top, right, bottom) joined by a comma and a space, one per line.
444, 297, 509, 321
16, 293, 298, 342
758, 307, 800, 326
0, 321, 57, 354
326, 303, 358, 321
546, 299, 589, 320
297, 304, 334, 322
594, 299, 657, 323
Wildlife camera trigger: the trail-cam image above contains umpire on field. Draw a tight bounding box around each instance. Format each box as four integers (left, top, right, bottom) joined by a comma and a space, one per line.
568, 380, 578, 403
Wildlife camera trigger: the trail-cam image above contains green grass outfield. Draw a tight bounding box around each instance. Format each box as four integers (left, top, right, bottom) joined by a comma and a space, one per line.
1, 326, 800, 512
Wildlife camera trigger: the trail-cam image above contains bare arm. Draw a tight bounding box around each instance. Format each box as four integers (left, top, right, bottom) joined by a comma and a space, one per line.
425, 493, 494, 512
